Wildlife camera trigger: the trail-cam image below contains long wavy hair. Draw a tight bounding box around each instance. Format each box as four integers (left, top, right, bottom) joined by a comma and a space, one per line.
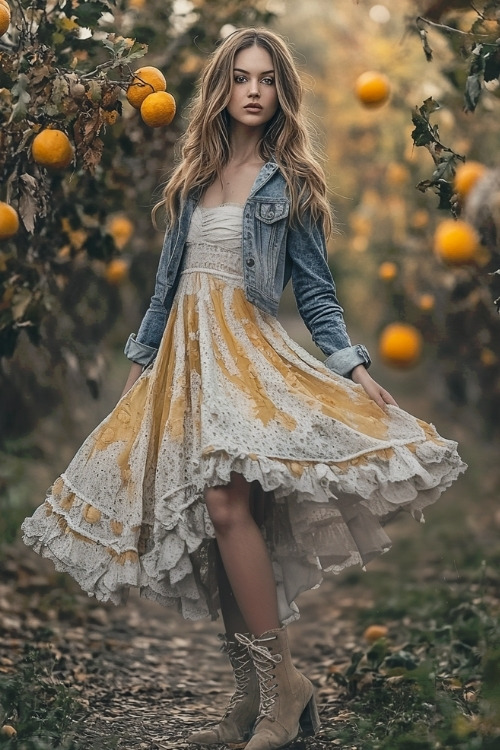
153, 27, 332, 238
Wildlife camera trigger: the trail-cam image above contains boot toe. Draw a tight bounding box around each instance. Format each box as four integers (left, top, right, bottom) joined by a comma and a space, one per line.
187, 727, 220, 745
187, 726, 249, 747
244, 726, 292, 750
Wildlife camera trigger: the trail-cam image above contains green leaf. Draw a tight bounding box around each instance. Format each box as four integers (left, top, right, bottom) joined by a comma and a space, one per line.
73, 1, 110, 27
367, 638, 388, 669
483, 43, 500, 83
419, 96, 440, 117
52, 31, 66, 46
385, 650, 419, 670
411, 98, 443, 148
464, 72, 483, 113
51, 75, 70, 106
345, 650, 364, 677
126, 41, 148, 62
44, 103, 60, 116
11, 289, 32, 321
464, 44, 485, 113
87, 79, 102, 103
9, 74, 31, 123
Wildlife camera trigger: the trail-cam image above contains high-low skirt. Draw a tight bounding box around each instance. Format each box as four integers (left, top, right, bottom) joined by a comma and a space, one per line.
22, 236, 466, 624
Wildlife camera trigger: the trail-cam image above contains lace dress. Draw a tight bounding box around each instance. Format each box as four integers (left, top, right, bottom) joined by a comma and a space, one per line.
22, 204, 466, 624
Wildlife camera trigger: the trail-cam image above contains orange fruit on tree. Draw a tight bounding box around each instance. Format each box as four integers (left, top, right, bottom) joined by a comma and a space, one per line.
0, 726, 17, 738
0, 2, 10, 36
32, 129, 74, 170
108, 215, 133, 250
418, 293, 435, 311
410, 209, 429, 229
0, 201, 19, 240
0, 0, 11, 8
140, 91, 176, 127
105, 258, 128, 285
378, 261, 398, 281
480, 348, 496, 367
453, 161, 486, 198
126, 66, 166, 109
363, 625, 389, 642
354, 71, 390, 108
386, 163, 409, 186
433, 219, 479, 265
379, 322, 423, 368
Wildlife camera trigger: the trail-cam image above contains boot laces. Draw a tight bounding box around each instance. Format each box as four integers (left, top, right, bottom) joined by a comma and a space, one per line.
235, 633, 282, 722
221, 635, 254, 718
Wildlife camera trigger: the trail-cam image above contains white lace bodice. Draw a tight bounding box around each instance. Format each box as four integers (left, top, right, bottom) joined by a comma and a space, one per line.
182, 204, 244, 280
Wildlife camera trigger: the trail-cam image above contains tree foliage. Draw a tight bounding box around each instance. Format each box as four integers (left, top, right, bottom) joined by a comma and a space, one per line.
408, 1, 500, 434
278, 0, 500, 437
0, 0, 273, 443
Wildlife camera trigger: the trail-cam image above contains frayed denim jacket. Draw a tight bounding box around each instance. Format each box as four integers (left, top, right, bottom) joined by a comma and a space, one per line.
124, 160, 371, 378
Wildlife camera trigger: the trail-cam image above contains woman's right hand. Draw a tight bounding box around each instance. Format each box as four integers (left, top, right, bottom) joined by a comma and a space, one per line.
120, 362, 143, 399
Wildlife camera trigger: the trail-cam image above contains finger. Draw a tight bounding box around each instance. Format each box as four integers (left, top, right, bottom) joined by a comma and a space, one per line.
382, 390, 399, 407
371, 391, 388, 410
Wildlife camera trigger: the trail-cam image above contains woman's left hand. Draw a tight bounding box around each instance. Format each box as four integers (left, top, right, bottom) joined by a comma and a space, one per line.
350, 365, 398, 409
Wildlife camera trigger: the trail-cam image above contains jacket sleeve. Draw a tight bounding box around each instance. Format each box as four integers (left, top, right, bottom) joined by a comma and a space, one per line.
286, 214, 371, 378
124, 241, 169, 367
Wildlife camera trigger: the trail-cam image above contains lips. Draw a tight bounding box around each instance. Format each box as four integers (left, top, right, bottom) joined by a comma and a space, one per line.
244, 104, 263, 111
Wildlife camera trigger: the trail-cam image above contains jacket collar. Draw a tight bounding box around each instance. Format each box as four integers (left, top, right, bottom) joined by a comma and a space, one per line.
249, 159, 280, 198
187, 158, 280, 206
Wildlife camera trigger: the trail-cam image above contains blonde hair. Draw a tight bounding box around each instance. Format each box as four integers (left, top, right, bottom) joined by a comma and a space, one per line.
153, 27, 332, 238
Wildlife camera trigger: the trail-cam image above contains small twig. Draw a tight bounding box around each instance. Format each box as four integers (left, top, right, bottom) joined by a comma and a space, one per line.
416, 16, 490, 37
469, 2, 486, 21
10, 0, 29, 36
80, 60, 116, 80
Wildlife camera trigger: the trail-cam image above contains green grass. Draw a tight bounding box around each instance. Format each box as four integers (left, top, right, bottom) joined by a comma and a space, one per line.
327, 555, 500, 749
0, 647, 84, 749
0, 645, 121, 750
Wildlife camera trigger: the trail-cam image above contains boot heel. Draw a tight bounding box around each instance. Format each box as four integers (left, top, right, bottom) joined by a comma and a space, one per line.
299, 695, 321, 736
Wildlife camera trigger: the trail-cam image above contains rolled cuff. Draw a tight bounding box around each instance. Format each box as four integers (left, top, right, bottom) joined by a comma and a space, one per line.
124, 333, 158, 367
324, 344, 371, 378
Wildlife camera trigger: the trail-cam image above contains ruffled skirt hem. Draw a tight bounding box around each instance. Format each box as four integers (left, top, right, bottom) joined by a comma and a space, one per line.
22, 429, 465, 625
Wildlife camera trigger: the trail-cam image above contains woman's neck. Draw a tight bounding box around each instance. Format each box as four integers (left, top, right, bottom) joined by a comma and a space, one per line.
228, 124, 265, 167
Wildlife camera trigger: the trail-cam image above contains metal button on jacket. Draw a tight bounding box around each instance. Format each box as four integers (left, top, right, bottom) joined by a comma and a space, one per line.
246, 257, 255, 267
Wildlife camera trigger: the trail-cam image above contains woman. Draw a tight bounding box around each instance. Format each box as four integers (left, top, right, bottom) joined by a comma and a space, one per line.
22, 28, 466, 750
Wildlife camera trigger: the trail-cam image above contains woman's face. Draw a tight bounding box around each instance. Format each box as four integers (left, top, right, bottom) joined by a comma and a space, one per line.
226, 45, 279, 130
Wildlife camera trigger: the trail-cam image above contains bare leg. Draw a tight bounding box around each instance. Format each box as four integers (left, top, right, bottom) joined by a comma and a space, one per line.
205, 473, 280, 637
214, 542, 249, 636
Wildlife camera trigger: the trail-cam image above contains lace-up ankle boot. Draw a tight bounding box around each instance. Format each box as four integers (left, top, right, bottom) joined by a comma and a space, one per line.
235, 626, 320, 750
187, 633, 259, 747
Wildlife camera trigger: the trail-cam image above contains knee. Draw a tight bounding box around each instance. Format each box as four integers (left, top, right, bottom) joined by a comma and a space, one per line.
205, 486, 250, 535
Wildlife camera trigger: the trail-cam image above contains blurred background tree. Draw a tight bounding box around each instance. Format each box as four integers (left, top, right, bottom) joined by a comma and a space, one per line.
1, 0, 500, 526
279, 0, 500, 438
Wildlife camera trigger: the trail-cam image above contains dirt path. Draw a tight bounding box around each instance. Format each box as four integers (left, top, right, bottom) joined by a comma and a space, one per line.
1, 542, 372, 749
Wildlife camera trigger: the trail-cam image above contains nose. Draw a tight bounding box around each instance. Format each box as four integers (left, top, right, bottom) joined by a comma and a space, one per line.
248, 78, 260, 98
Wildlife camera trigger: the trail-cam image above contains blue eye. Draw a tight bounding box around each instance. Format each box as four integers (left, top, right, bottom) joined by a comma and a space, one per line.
262, 77, 275, 86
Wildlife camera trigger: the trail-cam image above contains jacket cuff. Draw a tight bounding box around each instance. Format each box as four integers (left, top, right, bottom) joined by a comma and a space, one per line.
124, 333, 158, 367
324, 344, 371, 378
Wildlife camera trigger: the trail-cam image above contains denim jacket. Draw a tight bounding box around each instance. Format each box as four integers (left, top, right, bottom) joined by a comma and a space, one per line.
124, 160, 371, 377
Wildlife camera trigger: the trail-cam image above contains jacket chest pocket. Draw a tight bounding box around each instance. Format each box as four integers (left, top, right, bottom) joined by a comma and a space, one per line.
254, 200, 290, 285
255, 201, 290, 225
255, 200, 290, 252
